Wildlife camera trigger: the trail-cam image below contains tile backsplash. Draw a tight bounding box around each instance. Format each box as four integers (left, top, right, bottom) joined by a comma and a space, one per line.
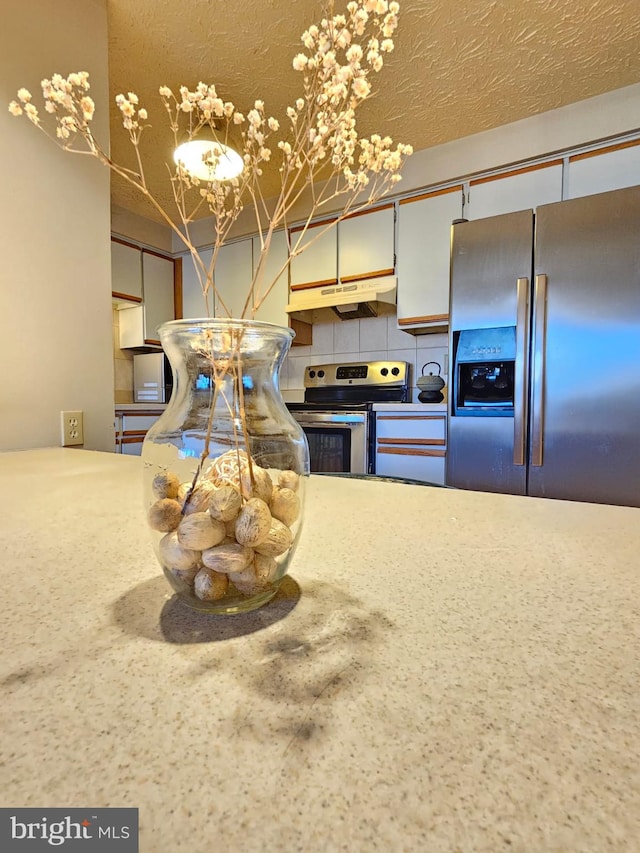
281, 314, 449, 403
112, 308, 448, 405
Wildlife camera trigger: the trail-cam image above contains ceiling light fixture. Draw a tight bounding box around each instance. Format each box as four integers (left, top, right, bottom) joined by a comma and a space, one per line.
173, 139, 244, 182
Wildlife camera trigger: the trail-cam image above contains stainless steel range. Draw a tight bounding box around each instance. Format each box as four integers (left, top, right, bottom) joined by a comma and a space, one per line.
287, 361, 411, 474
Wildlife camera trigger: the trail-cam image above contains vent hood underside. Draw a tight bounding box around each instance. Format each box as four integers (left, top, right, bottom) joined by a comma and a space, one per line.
286, 276, 397, 322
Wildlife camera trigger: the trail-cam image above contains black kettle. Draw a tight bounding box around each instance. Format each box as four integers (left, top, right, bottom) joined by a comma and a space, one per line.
416, 361, 445, 403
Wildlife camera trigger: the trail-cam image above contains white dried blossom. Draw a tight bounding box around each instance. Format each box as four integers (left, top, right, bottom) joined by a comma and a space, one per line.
80, 96, 95, 121
8, 101, 22, 116
24, 103, 40, 124
352, 77, 371, 99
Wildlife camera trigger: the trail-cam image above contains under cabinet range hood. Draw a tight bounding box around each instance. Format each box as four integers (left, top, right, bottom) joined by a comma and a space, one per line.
286, 276, 397, 321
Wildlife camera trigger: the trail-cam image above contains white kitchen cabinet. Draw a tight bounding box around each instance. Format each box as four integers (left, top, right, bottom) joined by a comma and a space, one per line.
111, 239, 142, 304
396, 185, 463, 333
181, 240, 253, 320
375, 410, 447, 485
114, 409, 163, 455
567, 139, 640, 199
251, 229, 289, 325
142, 251, 175, 342
180, 236, 312, 345
214, 237, 254, 318
119, 250, 176, 348
467, 160, 563, 220
289, 217, 338, 288
338, 204, 395, 282
181, 248, 214, 318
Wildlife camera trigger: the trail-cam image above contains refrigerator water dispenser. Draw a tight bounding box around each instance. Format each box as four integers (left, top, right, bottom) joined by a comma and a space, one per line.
452, 327, 516, 417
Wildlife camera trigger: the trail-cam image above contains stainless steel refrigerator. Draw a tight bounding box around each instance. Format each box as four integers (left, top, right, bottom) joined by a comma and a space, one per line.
447, 184, 640, 507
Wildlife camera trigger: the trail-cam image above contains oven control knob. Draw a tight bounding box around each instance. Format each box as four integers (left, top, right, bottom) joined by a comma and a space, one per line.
391, 367, 400, 376
318, 370, 325, 378
309, 370, 316, 378
380, 367, 388, 376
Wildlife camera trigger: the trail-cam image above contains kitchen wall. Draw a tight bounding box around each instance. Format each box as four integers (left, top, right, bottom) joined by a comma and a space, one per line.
0, 0, 114, 452
111, 204, 173, 253
281, 314, 448, 403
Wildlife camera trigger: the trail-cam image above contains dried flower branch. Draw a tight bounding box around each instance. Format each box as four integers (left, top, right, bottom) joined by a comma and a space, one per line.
9, 0, 412, 320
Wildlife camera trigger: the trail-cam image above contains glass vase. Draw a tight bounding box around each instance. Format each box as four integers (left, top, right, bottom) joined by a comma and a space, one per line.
141, 318, 309, 614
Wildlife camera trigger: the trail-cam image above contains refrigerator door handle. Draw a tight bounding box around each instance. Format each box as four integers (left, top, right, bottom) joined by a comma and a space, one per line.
513, 277, 529, 465
531, 273, 548, 467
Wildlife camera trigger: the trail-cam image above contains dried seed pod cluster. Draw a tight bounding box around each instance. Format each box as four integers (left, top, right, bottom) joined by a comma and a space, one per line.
147, 453, 301, 602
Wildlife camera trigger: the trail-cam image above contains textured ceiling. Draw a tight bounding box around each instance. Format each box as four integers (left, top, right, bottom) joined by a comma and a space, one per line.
107, 0, 640, 222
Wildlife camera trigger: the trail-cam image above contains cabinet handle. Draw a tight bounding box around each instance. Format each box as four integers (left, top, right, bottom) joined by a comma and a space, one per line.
398, 313, 448, 326
377, 415, 445, 421
378, 438, 446, 446
340, 268, 394, 283
377, 447, 446, 458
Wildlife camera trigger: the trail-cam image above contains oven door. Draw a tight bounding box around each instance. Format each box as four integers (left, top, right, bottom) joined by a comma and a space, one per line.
290, 411, 369, 474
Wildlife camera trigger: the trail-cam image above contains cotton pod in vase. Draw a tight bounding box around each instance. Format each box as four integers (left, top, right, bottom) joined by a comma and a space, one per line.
9, 0, 412, 613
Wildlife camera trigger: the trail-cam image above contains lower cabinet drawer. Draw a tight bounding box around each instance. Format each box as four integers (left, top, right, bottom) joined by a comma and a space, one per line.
121, 439, 145, 456
115, 433, 146, 455
115, 410, 162, 456
121, 413, 161, 431
375, 447, 446, 485
376, 413, 446, 442
374, 411, 446, 484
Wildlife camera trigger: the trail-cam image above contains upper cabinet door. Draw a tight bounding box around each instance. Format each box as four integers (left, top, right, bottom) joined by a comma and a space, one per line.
181, 248, 214, 319
289, 218, 338, 288
252, 229, 289, 325
338, 204, 395, 282
396, 185, 463, 329
467, 161, 563, 220
111, 239, 142, 302
214, 238, 254, 319
567, 140, 640, 199
142, 251, 175, 343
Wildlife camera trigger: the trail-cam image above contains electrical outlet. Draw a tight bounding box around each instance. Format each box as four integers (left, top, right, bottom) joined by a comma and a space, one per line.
61, 410, 84, 446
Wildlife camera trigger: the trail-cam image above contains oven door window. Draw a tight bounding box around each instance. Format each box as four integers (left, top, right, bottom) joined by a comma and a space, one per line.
303, 427, 353, 473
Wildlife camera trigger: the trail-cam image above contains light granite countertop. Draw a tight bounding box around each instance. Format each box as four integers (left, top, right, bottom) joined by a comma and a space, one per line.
1, 448, 639, 851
